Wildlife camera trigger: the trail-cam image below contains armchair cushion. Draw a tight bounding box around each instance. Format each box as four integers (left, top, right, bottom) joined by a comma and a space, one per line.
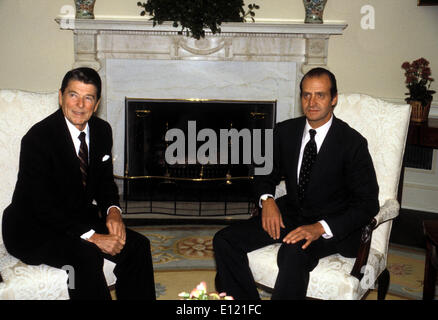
0, 261, 69, 299
248, 244, 385, 300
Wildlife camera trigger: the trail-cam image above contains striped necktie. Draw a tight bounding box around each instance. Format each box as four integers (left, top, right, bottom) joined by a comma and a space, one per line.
78, 132, 88, 187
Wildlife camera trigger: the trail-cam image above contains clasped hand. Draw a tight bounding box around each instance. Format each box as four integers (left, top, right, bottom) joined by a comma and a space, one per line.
89, 208, 126, 256
261, 198, 324, 249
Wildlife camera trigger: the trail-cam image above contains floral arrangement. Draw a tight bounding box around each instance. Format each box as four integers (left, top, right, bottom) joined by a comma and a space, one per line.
137, 1, 260, 39
178, 281, 234, 300
401, 58, 435, 107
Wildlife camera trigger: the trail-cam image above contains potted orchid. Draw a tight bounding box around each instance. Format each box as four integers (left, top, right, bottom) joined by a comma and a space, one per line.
178, 281, 234, 300
401, 57, 435, 122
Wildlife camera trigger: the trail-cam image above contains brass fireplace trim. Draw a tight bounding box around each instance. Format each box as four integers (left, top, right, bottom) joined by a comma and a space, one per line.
126, 97, 277, 104
135, 109, 151, 117
114, 174, 254, 182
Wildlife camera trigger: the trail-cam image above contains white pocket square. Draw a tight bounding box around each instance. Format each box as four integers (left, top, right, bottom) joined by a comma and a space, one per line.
102, 155, 110, 162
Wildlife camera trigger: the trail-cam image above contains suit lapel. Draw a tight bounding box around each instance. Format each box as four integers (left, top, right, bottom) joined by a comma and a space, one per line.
87, 116, 102, 192
308, 116, 342, 187
287, 117, 306, 198
51, 109, 84, 190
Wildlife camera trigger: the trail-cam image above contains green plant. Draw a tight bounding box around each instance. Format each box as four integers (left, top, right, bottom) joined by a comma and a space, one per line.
401, 58, 435, 107
137, 1, 260, 40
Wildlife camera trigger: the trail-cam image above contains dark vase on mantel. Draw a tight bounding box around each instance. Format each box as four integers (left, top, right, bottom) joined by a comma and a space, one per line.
75, 0, 96, 19
303, 0, 327, 24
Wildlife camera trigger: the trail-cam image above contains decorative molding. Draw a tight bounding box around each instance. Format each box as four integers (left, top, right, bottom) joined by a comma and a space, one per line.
172, 37, 233, 59
73, 30, 100, 70
302, 34, 329, 73
404, 182, 438, 191
56, 17, 347, 35
55, 18, 347, 71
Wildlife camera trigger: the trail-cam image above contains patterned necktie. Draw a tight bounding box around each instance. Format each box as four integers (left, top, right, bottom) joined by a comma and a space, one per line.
78, 132, 88, 187
298, 129, 317, 203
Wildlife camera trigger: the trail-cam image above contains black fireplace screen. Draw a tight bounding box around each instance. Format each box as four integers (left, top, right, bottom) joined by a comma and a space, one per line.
120, 98, 276, 217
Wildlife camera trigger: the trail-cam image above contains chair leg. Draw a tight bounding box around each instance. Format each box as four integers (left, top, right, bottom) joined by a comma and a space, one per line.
377, 268, 390, 300
423, 239, 437, 300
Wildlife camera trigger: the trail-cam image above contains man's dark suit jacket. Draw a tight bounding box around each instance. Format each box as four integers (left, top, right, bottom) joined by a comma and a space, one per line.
255, 115, 380, 257
2, 109, 120, 263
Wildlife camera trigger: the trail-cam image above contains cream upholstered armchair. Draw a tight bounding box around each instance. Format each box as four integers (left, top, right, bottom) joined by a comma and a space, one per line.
0, 89, 116, 299
247, 93, 411, 300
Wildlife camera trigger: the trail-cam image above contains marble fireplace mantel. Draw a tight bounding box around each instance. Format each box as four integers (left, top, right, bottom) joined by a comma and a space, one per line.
55, 18, 347, 177
56, 18, 347, 72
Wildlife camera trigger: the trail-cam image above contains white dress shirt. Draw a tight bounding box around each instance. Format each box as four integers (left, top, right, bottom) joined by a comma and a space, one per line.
259, 115, 334, 239
64, 118, 122, 240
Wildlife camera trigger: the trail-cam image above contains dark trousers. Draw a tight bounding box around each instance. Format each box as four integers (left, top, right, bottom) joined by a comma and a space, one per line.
25, 227, 156, 300
213, 202, 339, 300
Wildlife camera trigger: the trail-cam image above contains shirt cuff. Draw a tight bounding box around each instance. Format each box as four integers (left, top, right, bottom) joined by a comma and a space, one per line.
258, 194, 274, 208
107, 205, 122, 216
319, 220, 333, 239
80, 229, 95, 240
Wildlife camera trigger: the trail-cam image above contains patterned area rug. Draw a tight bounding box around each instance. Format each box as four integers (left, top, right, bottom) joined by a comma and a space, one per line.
384, 244, 433, 300
131, 225, 220, 271
129, 225, 436, 300
129, 225, 222, 300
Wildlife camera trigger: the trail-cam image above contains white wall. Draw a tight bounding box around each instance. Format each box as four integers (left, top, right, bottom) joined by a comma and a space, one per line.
1, 0, 437, 101
1, 0, 437, 212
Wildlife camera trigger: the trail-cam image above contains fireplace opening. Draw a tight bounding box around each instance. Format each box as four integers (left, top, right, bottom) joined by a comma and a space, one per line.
120, 98, 276, 218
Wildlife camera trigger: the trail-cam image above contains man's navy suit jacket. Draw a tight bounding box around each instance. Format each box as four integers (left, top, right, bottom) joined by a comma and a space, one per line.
2, 109, 120, 262
255, 115, 380, 257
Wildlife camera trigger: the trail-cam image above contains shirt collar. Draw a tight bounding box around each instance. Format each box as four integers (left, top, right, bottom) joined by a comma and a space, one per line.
304, 114, 333, 138
64, 117, 89, 140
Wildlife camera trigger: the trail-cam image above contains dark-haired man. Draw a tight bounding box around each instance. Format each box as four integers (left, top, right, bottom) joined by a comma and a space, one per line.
2, 68, 156, 300
213, 68, 380, 299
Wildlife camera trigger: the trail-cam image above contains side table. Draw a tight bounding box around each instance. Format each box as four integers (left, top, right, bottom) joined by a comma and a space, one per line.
407, 119, 438, 148
423, 219, 438, 300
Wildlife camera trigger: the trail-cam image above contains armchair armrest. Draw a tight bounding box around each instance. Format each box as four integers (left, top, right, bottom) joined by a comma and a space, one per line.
373, 199, 400, 226
350, 199, 400, 280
